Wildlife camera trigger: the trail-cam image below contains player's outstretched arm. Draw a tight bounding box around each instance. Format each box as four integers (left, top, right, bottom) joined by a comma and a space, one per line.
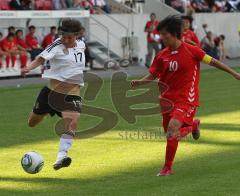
21, 56, 45, 75
131, 73, 156, 88
209, 58, 240, 80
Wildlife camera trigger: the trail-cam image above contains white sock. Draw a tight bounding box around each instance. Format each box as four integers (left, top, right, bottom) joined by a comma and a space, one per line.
57, 133, 74, 161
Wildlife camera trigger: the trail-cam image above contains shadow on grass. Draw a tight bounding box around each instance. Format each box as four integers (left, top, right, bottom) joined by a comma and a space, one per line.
1, 146, 240, 196
201, 123, 240, 132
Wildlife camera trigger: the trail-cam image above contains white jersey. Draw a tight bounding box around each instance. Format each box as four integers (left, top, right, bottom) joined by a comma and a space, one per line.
39, 38, 86, 86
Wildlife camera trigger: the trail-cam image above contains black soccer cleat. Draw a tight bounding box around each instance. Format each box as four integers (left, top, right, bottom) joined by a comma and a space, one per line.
192, 119, 200, 140
53, 157, 72, 170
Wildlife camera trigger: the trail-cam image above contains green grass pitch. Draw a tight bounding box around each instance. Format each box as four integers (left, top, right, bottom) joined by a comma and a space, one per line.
1, 68, 240, 196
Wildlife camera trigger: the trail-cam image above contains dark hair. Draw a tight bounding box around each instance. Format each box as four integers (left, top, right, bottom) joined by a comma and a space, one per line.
8, 26, 15, 31
7, 32, 15, 38
28, 25, 36, 30
157, 15, 182, 39
60, 18, 82, 34
214, 37, 220, 47
0, 32, 2, 37
220, 34, 225, 40
181, 15, 193, 23
150, 13, 156, 17
16, 29, 23, 35
207, 31, 212, 35
50, 26, 56, 31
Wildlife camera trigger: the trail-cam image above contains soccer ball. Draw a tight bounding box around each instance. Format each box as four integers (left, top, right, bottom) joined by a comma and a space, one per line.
21, 151, 44, 174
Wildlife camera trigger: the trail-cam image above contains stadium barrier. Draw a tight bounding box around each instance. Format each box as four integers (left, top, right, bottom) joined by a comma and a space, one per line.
0, 10, 90, 78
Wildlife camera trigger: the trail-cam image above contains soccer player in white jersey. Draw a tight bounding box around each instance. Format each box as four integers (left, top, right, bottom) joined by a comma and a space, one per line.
21, 18, 85, 170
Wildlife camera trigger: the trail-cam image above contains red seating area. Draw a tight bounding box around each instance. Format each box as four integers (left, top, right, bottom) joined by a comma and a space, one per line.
0, 0, 53, 11
35, 0, 53, 10
0, 0, 11, 10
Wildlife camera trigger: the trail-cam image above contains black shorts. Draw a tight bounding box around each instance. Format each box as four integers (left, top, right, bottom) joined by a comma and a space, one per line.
33, 86, 82, 117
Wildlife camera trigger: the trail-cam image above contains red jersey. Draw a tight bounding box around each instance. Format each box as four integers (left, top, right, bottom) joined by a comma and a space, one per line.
0, 40, 3, 50
25, 33, 39, 49
145, 20, 159, 43
42, 33, 55, 48
2, 38, 18, 51
16, 37, 28, 49
149, 42, 206, 107
182, 30, 200, 46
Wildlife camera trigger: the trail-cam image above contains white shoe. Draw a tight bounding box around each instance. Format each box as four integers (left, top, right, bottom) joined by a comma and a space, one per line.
12, 68, 17, 72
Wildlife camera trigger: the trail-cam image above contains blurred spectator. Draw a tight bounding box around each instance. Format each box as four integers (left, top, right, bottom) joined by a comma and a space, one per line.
10, 0, 32, 10
2, 33, 19, 71
124, 0, 133, 8
74, 0, 96, 14
181, 15, 200, 46
191, 0, 211, 12
8, 26, 16, 34
134, 0, 145, 13
0, 32, 8, 72
52, 0, 67, 10
91, 0, 111, 13
201, 31, 219, 59
15, 29, 29, 68
25, 25, 43, 60
65, 0, 74, 8
219, 34, 225, 61
22, 0, 32, 9
166, 0, 185, 12
225, 0, 240, 11
15, 29, 28, 49
165, 0, 240, 13
42, 26, 57, 48
10, 0, 24, 10
144, 13, 160, 68
201, 30, 213, 52
79, 27, 94, 69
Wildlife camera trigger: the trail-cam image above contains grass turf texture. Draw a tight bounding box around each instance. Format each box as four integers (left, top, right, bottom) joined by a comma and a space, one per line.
1, 68, 240, 196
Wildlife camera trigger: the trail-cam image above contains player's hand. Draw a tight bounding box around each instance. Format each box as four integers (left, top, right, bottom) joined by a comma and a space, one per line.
233, 72, 240, 80
131, 80, 142, 88
21, 67, 30, 76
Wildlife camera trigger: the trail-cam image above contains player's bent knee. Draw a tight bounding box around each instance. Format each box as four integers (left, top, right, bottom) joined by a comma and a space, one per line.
69, 120, 78, 130
167, 119, 182, 132
27, 112, 45, 128
167, 124, 178, 133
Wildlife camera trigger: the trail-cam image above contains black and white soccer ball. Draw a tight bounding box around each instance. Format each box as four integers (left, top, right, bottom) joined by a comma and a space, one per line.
21, 151, 44, 174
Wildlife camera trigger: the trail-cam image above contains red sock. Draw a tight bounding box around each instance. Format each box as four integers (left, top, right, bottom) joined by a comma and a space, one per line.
20, 54, 28, 68
11, 55, 16, 68
179, 126, 192, 138
164, 125, 193, 169
164, 137, 178, 169
6, 55, 10, 68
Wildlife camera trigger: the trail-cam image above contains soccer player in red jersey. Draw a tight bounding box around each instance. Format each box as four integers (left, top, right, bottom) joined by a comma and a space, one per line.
131, 15, 240, 176
2, 33, 18, 71
0, 32, 8, 72
145, 13, 160, 67
181, 15, 200, 46
25, 25, 43, 61
42, 26, 57, 49
15, 29, 28, 69
25, 26, 41, 49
